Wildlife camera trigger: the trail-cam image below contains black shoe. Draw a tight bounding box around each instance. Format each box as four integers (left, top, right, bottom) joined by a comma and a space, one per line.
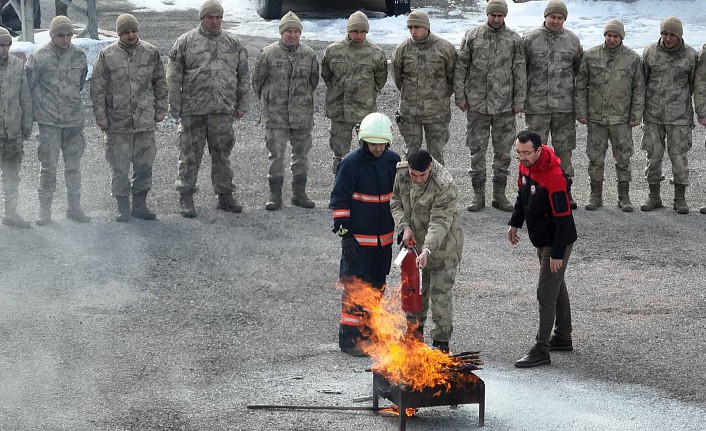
549, 337, 574, 352
515, 348, 551, 368
432, 339, 449, 353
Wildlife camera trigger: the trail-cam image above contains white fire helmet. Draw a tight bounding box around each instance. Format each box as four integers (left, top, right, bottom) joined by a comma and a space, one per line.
358, 112, 394, 144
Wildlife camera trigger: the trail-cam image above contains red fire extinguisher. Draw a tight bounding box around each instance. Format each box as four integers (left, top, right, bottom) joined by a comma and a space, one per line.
400, 240, 422, 313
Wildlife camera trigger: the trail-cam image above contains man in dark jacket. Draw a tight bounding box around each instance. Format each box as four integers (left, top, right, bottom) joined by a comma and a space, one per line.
329, 113, 400, 356
507, 129, 577, 368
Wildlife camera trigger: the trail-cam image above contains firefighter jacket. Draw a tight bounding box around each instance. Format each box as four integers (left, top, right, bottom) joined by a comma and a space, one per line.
321, 37, 387, 124
391, 160, 463, 271
167, 25, 250, 117
575, 43, 644, 126
454, 23, 527, 114
509, 145, 577, 260
26, 42, 87, 128
523, 25, 583, 115
90, 40, 168, 134
695, 43, 706, 120
642, 38, 697, 126
330, 144, 400, 248
392, 32, 456, 124
252, 39, 319, 130
0, 55, 32, 139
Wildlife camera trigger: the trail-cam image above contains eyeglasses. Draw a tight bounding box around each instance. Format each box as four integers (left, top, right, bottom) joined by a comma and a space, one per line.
515, 148, 537, 158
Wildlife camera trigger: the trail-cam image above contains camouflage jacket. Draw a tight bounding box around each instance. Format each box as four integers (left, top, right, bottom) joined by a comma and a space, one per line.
642, 39, 697, 126
167, 25, 250, 117
321, 37, 387, 124
252, 39, 319, 130
0, 55, 32, 139
523, 25, 583, 114
695, 44, 706, 120
26, 42, 87, 128
391, 160, 463, 270
454, 23, 527, 114
392, 32, 456, 123
90, 40, 168, 133
575, 43, 644, 126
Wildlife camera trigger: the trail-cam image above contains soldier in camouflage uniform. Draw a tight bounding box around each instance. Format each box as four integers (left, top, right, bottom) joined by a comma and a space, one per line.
523, 0, 583, 208
640, 17, 697, 215
575, 19, 644, 212
390, 148, 463, 353
252, 11, 319, 211
695, 43, 706, 214
167, 0, 250, 218
26, 16, 90, 225
392, 10, 456, 166
0, 27, 32, 228
91, 14, 168, 222
454, 0, 526, 213
321, 11, 388, 175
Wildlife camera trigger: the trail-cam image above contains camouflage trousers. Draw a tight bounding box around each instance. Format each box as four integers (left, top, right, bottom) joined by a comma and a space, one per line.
406, 265, 457, 343
105, 132, 157, 197
265, 127, 312, 180
0, 137, 22, 200
641, 122, 692, 185
175, 114, 235, 195
37, 124, 86, 199
398, 121, 449, 166
525, 113, 576, 177
535, 244, 572, 354
586, 122, 634, 183
466, 111, 516, 182
329, 120, 357, 174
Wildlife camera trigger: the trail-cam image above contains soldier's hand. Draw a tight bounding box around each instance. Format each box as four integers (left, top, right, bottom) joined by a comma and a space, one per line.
155, 113, 165, 123
96, 119, 109, 130
699, 118, 706, 127
416, 249, 429, 269
402, 226, 415, 247
577, 118, 587, 125
629, 121, 639, 128
549, 257, 564, 273
455, 102, 468, 112
235, 110, 246, 120
507, 226, 520, 245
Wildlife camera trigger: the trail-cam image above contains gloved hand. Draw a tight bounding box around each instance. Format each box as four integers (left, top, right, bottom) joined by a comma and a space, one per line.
342, 235, 358, 260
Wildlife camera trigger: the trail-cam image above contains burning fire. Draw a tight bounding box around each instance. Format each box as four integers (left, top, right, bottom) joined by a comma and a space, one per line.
379, 406, 418, 417
341, 278, 480, 392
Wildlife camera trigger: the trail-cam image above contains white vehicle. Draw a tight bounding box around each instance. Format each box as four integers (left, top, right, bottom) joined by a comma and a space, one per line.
257, 0, 411, 20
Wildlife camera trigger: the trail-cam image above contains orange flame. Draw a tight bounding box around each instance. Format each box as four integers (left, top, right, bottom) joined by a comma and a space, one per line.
341, 278, 478, 392
379, 406, 418, 417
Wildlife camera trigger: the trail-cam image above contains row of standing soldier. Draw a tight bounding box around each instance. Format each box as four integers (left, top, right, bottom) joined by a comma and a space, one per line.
2, 0, 706, 227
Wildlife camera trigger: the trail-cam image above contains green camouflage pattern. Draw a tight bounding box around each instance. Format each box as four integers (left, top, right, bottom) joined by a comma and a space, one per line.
37, 124, 86, 198
398, 122, 449, 166
105, 131, 157, 196
466, 111, 516, 181
523, 26, 583, 114
391, 160, 463, 270
694, 43, 706, 120
329, 120, 356, 162
265, 127, 313, 179
91, 40, 168, 133
0, 137, 23, 200
26, 42, 87, 128
586, 122, 633, 182
175, 113, 236, 195
454, 23, 527, 114
321, 37, 387, 123
252, 40, 319, 130
0, 56, 32, 139
406, 266, 457, 342
167, 25, 250, 117
642, 40, 697, 126
641, 122, 692, 185
392, 32, 456, 123
525, 112, 576, 176
575, 43, 645, 125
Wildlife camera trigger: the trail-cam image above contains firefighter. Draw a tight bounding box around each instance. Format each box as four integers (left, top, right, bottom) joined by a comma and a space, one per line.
329, 112, 401, 356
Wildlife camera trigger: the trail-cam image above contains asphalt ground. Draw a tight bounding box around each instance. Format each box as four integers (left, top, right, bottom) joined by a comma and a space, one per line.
1, 1, 705, 430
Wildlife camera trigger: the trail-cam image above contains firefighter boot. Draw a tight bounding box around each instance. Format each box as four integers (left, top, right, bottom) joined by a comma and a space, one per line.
114, 195, 131, 222
291, 175, 315, 208
467, 180, 485, 212
565, 175, 577, 209
617, 181, 633, 212
217, 193, 243, 213
131, 192, 156, 220
2, 197, 31, 228
491, 178, 514, 212
66, 193, 91, 223
584, 180, 603, 210
640, 183, 663, 211
179, 193, 196, 218
265, 177, 283, 211
673, 184, 689, 214
36, 195, 52, 226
